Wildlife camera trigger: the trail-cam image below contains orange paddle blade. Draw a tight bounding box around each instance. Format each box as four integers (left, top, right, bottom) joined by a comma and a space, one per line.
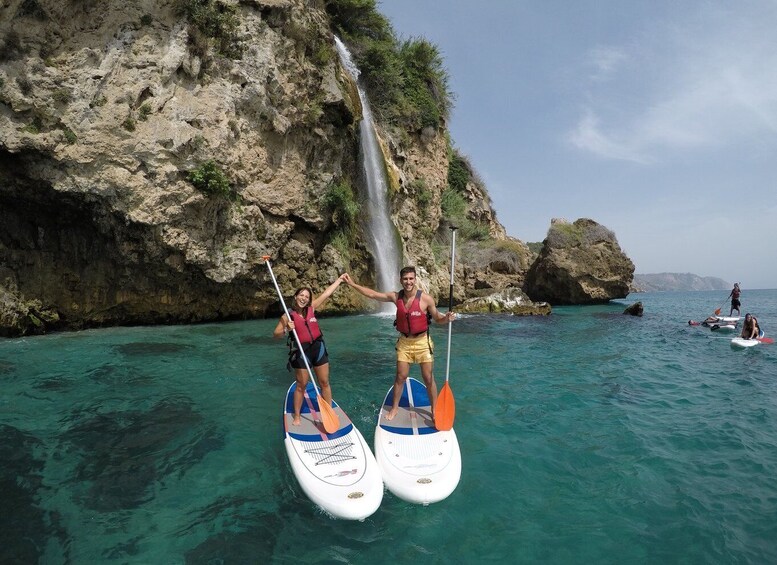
319, 401, 340, 434
435, 382, 455, 431
714, 308, 721, 316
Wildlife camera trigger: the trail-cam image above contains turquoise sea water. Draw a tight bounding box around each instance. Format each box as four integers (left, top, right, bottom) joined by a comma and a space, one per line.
2, 289, 777, 564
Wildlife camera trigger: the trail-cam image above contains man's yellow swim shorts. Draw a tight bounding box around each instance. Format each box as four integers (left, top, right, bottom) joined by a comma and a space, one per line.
395, 333, 434, 364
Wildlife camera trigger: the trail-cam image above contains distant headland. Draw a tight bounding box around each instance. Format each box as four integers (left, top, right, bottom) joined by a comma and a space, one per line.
632, 273, 730, 292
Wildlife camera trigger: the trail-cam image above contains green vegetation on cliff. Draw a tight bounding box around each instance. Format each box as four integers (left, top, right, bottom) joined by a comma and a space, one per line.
187, 160, 234, 199
176, 0, 243, 58
546, 220, 616, 248
326, 0, 452, 131
323, 180, 361, 263
441, 149, 490, 241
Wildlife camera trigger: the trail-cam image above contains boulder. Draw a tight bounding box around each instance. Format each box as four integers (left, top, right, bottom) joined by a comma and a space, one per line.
456, 287, 551, 315
523, 218, 634, 305
623, 301, 643, 316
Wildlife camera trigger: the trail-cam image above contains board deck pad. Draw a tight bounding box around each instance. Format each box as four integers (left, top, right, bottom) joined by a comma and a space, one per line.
378, 378, 437, 434
283, 382, 352, 441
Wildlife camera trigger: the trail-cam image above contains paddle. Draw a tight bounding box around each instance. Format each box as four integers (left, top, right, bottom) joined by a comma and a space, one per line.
435, 227, 457, 432
757, 337, 774, 344
262, 256, 339, 434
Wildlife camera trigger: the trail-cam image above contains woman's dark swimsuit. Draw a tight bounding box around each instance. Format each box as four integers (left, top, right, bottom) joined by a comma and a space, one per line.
289, 337, 328, 369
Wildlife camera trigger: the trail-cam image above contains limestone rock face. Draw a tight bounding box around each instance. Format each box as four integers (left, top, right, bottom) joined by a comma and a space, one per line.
364, 126, 515, 304
0, 0, 367, 334
523, 218, 635, 305
0, 1, 616, 337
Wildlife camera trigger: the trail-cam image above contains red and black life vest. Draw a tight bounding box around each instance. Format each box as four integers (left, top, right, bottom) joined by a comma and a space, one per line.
289, 307, 322, 344
395, 289, 429, 336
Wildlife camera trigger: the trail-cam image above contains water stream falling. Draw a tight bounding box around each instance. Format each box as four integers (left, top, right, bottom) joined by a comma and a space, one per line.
334, 37, 401, 298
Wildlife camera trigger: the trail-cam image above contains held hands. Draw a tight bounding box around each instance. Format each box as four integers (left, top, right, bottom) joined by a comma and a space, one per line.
341, 273, 353, 285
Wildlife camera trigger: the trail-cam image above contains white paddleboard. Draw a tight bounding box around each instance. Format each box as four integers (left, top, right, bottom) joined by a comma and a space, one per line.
374, 377, 461, 505
711, 324, 737, 333
283, 382, 383, 520
731, 337, 760, 348
731, 330, 764, 349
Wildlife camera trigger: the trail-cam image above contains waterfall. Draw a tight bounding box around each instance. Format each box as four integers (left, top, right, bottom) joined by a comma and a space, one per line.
334, 36, 401, 298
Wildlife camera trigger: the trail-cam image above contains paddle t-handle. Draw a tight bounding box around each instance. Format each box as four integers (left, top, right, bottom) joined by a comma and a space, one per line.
263, 256, 339, 433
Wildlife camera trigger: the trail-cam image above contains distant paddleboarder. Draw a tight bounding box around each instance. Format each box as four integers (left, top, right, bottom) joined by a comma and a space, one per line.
728, 283, 741, 317
741, 313, 761, 340
343, 268, 455, 421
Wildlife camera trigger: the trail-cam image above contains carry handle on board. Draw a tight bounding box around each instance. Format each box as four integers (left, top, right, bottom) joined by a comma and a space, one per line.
262, 256, 339, 434
435, 227, 457, 431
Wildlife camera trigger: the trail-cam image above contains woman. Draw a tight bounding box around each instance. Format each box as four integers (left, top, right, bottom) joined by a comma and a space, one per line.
273, 274, 346, 425
741, 313, 761, 340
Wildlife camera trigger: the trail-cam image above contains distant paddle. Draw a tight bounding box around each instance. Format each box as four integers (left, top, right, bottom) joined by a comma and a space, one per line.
263, 256, 339, 434
435, 227, 457, 432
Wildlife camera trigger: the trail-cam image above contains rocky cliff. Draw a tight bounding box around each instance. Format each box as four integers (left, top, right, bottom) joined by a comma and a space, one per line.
0, 1, 631, 337
0, 0, 520, 336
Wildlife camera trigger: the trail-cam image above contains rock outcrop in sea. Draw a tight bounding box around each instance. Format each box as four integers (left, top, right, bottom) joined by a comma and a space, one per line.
523, 218, 634, 305
457, 287, 550, 316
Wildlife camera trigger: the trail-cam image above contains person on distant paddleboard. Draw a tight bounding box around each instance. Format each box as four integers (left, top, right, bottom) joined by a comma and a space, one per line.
342, 267, 455, 421
273, 275, 347, 425
741, 313, 760, 340
698, 315, 721, 327
728, 283, 741, 316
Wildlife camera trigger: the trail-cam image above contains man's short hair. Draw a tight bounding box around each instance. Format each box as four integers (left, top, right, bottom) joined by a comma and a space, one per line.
399, 266, 416, 277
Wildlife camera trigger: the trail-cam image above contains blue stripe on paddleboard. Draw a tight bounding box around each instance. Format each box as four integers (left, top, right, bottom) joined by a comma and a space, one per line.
284, 382, 339, 413
379, 424, 438, 435
384, 378, 431, 408
288, 423, 354, 442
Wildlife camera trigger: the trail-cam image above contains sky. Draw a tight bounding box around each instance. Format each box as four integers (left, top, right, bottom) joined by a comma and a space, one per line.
377, 0, 777, 289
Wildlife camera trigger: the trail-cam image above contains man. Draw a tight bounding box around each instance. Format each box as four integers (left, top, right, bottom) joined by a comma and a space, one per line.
343, 267, 455, 421
728, 282, 741, 316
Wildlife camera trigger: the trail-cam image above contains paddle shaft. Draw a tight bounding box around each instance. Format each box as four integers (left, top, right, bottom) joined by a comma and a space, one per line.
445, 227, 457, 383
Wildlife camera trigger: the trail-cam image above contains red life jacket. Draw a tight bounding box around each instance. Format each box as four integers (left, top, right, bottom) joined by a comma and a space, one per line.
289, 307, 322, 344
395, 289, 429, 336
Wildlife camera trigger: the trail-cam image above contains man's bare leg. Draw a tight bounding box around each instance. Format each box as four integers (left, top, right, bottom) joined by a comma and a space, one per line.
386, 362, 410, 420
420, 361, 437, 417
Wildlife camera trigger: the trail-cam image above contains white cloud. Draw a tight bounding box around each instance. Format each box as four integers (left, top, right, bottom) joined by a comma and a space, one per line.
587, 46, 628, 82
566, 110, 651, 164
